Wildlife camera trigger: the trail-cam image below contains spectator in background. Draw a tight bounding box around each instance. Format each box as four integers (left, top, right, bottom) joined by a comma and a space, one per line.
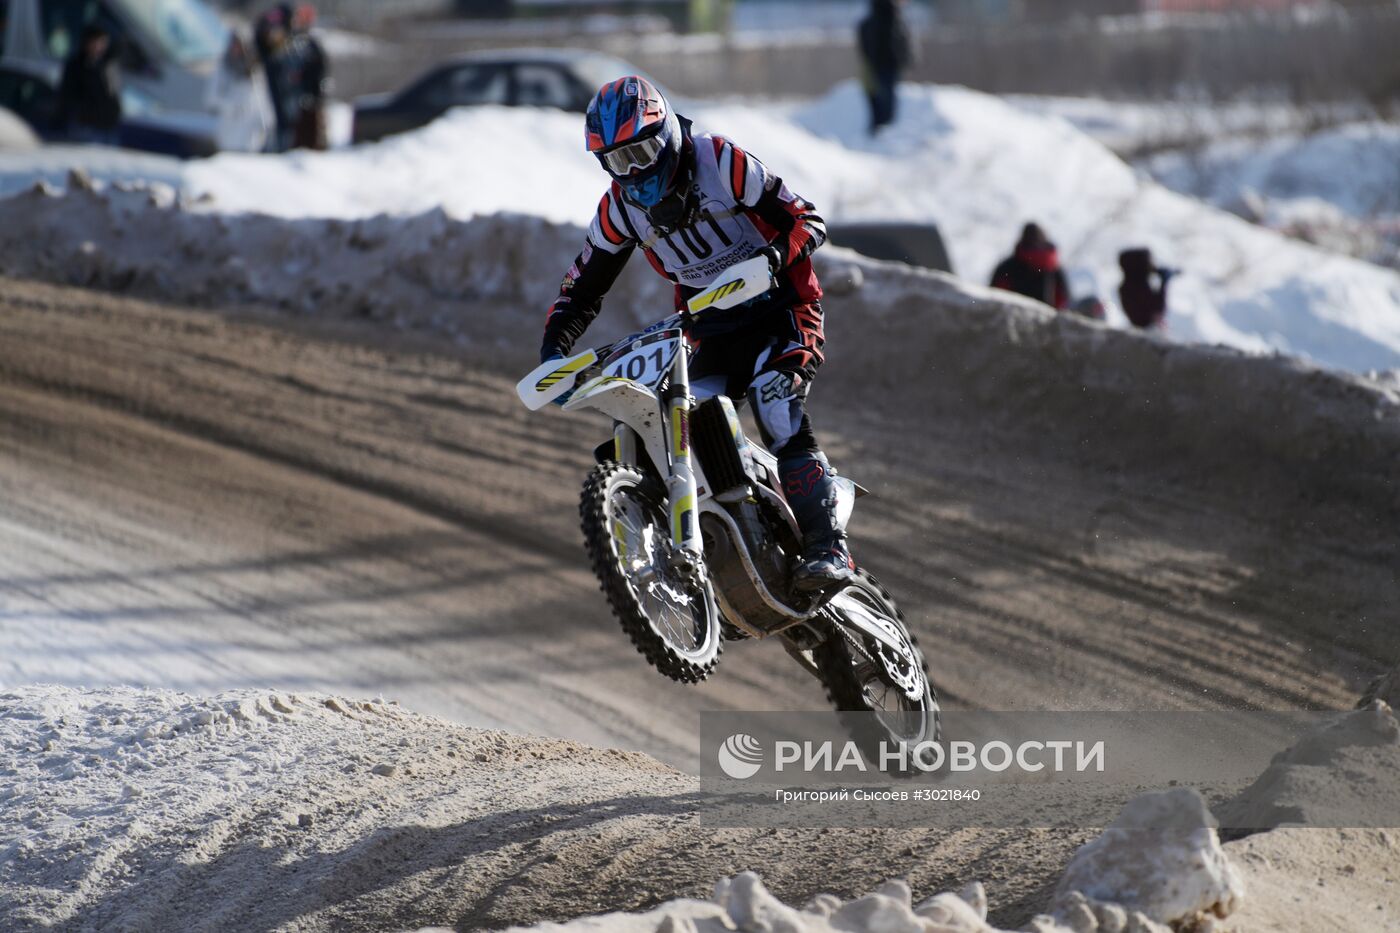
255, 5, 300, 152
990, 223, 1071, 310
212, 30, 275, 152
58, 24, 122, 146
291, 4, 329, 150
1118, 248, 1173, 330
858, 0, 912, 136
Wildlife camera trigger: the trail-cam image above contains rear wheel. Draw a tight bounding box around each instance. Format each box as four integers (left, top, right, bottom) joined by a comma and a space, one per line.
816, 570, 940, 761
580, 462, 722, 684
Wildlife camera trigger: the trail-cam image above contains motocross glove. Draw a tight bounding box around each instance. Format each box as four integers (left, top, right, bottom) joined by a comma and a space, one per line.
736, 246, 782, 306
754, 244, 783, 281
540, 345, 565, 365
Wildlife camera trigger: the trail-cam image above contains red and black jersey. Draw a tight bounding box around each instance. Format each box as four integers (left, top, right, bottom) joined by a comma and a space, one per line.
543, 123, 828, 357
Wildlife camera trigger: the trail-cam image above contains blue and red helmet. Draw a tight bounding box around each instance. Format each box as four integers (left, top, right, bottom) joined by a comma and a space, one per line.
585, 76, 683, 209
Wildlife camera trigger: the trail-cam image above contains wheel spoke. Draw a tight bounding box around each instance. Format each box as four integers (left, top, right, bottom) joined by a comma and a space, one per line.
585, 464, 720, 683
609, 485, 709, 656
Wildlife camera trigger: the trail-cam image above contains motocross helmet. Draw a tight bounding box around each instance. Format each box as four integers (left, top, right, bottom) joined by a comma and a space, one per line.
586, 76, 685, 214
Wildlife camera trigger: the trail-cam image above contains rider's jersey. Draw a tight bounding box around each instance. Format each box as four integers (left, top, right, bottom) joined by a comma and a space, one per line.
543, 126, 828, 359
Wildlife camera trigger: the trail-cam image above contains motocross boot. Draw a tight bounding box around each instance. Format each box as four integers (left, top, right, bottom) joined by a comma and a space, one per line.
779, 451, 856, 593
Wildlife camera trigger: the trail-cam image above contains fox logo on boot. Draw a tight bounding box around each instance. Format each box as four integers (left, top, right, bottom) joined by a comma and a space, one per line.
784, 460, 826, 498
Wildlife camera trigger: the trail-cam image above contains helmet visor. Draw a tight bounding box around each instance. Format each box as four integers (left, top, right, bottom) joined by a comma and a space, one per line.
600, 134, 666, 176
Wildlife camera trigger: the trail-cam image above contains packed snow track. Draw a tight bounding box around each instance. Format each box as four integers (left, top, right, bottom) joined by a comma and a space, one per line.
0, 272, 1396, 927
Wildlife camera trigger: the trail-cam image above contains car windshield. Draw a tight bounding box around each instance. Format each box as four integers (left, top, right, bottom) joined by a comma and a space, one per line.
120, 0, 227, 65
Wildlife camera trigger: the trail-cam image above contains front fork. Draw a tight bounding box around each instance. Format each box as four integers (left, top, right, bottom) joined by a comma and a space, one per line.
609, 337, 703, 590
664, 341, 702, 562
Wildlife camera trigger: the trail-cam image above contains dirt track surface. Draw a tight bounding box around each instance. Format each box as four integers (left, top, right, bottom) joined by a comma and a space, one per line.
0, 277, 1396, 926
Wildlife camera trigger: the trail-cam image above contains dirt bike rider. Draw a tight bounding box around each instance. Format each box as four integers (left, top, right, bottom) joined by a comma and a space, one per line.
540, 76, 853, 592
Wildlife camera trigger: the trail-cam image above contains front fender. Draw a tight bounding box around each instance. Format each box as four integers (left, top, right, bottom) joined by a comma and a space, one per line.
564, 377, 672, 482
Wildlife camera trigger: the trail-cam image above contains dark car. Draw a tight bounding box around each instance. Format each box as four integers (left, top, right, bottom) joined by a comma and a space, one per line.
826, 221, 955, 275
0, 64, 219, 158
352, 49, 656, 144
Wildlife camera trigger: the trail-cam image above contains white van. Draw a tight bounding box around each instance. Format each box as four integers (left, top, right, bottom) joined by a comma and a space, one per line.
0, 0, 270, 152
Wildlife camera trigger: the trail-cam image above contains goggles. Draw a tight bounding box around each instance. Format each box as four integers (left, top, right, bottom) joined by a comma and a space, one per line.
600, 134, 666, 176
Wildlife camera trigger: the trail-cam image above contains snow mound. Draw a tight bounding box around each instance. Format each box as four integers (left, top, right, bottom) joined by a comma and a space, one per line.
0, 108, 39, 152
1145, 122, 1400, 269
0, 685, 684, 932
1149, 122, 1400, 222
0, 176, 671, 335
1215, 701, 1400, 833
182, 105, 602, 225
505, 791, 1241, 933
784, 83, 1400, 374
1051, 788, 1242, 930
5, 82, 1400, 374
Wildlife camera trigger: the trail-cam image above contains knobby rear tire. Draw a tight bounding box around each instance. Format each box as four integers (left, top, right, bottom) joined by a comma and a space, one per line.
580, 461, 722, 684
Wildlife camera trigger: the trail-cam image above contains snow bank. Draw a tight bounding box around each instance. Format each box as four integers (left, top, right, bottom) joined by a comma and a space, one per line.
1215, 701, 1400, 833
5, 82, 1400, 375
1147, 122, 1400, 225
0, 175, 669, 335
1145, 122, 1400, 270
0, 109, 39, 152
783, 84, 1400, 374
1008, 96, 1372, 158
3, 176, 1398, 519
181, 104, 602, 224
507, 790, 1242, 933
502, 873, 999, 932
0, 685, 686, 932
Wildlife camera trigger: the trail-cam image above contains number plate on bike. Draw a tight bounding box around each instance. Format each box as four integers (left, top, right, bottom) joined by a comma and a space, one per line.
600, 329, 682, 390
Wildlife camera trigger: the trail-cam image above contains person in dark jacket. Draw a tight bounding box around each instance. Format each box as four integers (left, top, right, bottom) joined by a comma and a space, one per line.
256, 5, 301, 151
990, 223, 1071, 310
291, 4, 329, 150
1118, 248, 1173, 330
57, 25, 122, 146
858, 0, 912, 136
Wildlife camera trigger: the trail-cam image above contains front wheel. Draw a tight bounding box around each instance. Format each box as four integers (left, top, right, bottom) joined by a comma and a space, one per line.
580, 462, 722, 684
815, 570, 941, 756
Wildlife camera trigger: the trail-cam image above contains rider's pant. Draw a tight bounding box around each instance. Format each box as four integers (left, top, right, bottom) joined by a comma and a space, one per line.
688, 301, 824, 458
688, 303, 847, 550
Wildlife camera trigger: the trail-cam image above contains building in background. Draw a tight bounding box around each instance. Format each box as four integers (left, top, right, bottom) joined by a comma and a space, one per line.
935, 0, 1335, 22
453, 0, 694, 30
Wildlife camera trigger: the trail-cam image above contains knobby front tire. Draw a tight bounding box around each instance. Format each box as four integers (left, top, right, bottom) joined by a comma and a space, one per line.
580, 461, 722, 684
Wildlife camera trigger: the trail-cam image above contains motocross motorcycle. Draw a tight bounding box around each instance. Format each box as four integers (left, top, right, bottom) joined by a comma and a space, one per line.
518, 258, 940, 749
